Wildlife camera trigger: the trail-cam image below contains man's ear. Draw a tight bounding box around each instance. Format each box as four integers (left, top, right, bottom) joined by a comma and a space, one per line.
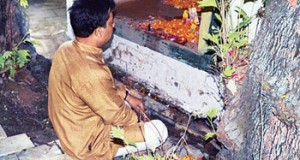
94, 27, 104, 37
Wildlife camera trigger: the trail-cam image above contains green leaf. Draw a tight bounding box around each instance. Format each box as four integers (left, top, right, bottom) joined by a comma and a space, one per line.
206, 45, 216, 51
223, 66, 235, 77
110, 126, 125, 142
204, 131, 217, 140
19, 0, 28, 8
235, 7, 249, 19
198, 0, 218, 8
221, 43, 231, 54
127, 142, 137, 148
0, 55, 4, 69
136, 155, 156, 160
5, 59, 13, 66
207, 108, 219, 120
3, 51, 13, 59
192, 111, 204, 118
203, 32, 220, 46
235, 17, 253, 31
17, 50, 30, 67
10, 67, 16, 77
214, 13, 222, 23
262, 0, 267, 5
129, 156, 136, 160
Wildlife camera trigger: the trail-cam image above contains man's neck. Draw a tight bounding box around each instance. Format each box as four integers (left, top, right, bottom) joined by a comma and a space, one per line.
75, 37, 99, 48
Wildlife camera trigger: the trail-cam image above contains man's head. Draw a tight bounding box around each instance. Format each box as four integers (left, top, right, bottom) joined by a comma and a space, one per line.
68, 0, 115, 40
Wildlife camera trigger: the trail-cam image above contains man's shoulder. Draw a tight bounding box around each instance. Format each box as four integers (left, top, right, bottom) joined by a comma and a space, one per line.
58, 41, 73, 50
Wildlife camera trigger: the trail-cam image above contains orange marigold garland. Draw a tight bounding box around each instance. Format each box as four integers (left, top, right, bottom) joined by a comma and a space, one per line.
134, 18, 199, 44
130, 0, 202, 45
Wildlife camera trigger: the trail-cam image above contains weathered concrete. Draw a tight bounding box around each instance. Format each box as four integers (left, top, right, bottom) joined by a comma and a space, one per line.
0, 154, 18, 160
17, 143, 72, 160
25, 0, 69, 59
0, 134, 34, 157
105, 35, 223, 114
0, 128, 71, 160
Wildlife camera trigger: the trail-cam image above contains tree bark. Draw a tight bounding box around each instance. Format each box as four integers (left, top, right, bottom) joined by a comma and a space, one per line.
0, 0, 28, 53
217, 1, 300, 159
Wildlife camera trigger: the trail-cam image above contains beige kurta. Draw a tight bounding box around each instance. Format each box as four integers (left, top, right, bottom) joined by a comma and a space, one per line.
48, 40, 144, 160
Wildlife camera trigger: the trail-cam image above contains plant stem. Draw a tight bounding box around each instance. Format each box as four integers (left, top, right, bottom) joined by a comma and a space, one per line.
168, 114, 192, 159
208, 117, 216, 133
221, 0, 227, 44
14, 32, 29, 50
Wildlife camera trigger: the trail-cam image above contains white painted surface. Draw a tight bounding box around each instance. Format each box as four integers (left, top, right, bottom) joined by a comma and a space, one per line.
104, 35, 223, 114
228, 0, 263, 42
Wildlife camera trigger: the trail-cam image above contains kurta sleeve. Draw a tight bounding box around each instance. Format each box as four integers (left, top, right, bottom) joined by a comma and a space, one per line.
77, 67, 138, 126
115, 83, 126, 100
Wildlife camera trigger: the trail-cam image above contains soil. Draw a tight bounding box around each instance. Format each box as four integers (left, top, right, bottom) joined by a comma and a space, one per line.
0, 54, 56, 145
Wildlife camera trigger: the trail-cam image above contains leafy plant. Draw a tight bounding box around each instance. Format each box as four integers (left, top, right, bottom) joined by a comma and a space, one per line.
192, 107, 220, 141
0, 33, 39, 78
198, 0, 254, 76
204, 108, 219, 140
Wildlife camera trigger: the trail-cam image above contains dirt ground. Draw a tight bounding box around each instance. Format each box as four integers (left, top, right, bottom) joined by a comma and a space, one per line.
0, 54, 56, 145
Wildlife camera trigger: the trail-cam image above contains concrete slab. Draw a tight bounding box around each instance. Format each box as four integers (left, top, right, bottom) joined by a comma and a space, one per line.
26, 10, 57, 19
0, 134, 34, 157
17, 144, 64, 160
0, 154, 18, 160
0, 125, 7, 140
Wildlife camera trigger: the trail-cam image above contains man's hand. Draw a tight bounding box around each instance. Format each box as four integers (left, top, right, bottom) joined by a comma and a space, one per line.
128, 89, 143, 99
125, 94, 145, 113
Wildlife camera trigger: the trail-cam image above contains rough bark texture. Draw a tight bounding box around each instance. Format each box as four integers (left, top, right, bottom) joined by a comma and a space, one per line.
0, 0, 28, 53
217, 1, 300, 159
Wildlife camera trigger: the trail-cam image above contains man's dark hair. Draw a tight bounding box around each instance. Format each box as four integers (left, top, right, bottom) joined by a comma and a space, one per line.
68, 0, 115, 37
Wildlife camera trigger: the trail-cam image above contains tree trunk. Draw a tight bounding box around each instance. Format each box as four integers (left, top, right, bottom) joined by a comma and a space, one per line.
0, 0, 28, 53
217, 1, 300, 159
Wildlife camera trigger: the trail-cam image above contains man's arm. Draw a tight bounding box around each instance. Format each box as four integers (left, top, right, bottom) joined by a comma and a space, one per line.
78, 69, 139, 126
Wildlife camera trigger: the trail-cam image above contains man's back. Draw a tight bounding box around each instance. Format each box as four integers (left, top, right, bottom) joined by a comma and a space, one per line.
48, 40, 140, 159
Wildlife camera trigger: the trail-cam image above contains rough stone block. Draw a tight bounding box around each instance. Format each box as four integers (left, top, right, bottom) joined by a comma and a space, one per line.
0, 134, 34, 157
